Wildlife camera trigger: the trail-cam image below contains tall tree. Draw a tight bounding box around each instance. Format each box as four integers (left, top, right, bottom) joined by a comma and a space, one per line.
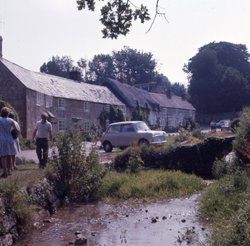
87, 54, 114, 84
112, 46, 157, 85
40, 56, 74, 79
171, 82, 186, 97
185, 42, 250, 114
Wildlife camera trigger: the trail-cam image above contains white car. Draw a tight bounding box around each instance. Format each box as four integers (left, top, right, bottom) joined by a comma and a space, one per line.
216, 120, 231, 129
101, 121, 167, 152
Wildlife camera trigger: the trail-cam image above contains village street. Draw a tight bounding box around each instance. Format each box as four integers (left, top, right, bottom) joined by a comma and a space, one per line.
18, 141, 118, 165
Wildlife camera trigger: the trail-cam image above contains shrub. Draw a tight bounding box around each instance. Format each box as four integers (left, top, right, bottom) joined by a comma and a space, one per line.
127, 147, 144, 173
200, 172, 250, 246
47, 130, 106, 202
233, 107, 250, 166
0, 99, 19, 122
191, 129, 205, 140
212, 159, 238, 179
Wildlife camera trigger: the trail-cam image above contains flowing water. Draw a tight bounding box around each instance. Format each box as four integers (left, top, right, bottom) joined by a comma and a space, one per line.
16, 194, 209, 246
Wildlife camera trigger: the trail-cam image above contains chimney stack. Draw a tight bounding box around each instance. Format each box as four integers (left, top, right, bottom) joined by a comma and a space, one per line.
0, 36, 2, 57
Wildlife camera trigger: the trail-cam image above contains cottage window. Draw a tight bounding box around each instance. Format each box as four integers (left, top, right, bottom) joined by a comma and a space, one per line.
46, 95, 53, 108
36, 92, 44, 106
83, 121, 90, 131
58, 98, 65, 109
58, 119, 66, 131
83, 102, 89, 112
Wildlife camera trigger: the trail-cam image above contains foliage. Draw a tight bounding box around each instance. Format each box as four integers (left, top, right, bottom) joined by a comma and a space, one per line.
109, 105, 124, 123
212, 159, 238, 179
114, 135, 234, 178
47, 130, 106, 202
100, 170, 205, 201
185, 41, 250, 114
231, 117, 240, 133
0, 180, 33, 234
87, 54, 114, 84
233, 107, 250, 166
199, 172, 250, 245
112, 46, 156, 85
171, 82, 186, 97
191, 129, 205, 140
76, 0, 150, 39
126, 147, 144, 173
0, 99, 19, 122
98, 105, 124, 132
98, 110, 109, 132
131, 102, 150, 122
40, 55, 75, 79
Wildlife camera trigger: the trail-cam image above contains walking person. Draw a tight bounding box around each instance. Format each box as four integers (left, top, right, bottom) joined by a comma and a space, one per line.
32, 112, 52, 168
0, 107, 20, 178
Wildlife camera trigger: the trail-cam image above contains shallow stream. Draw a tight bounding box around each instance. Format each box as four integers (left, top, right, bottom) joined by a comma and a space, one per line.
16, 194, 209, 246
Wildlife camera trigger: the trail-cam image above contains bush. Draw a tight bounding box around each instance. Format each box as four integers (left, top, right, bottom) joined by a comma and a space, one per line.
199, 172, 250, 246
0, 99, 19, 122
47, 130, 106, 202
212, 159, 238, 179
233, 107, 250, 166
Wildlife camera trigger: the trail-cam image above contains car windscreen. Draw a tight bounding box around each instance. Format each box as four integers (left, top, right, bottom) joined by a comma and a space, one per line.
135, 122, 150, 131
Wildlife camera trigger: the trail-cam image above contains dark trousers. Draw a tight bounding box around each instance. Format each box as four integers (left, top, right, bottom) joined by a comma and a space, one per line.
36, 138, 48, 168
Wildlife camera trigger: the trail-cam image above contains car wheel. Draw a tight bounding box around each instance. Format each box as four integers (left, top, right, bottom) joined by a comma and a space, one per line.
103, 141, 113, 153
139, 139, 149, 148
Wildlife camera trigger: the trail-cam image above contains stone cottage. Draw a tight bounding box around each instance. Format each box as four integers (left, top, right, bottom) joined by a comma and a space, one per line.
0, 57, 125, 138
104, 78, 195, 130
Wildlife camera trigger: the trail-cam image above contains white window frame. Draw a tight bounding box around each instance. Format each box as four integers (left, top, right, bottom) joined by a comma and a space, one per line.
83, 101, 90, 112
36, 92, 44, 106
83, 121, 90, 131
58, 119, 66, 131
45, 95, 53, 108
58, 98, 65, 109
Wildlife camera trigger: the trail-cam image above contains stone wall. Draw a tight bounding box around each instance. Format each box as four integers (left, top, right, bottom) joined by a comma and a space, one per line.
0, 62, 27, 136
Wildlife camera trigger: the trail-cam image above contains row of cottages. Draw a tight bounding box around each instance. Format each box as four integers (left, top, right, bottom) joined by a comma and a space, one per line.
104, 79, 196, 130
0, 58, 126, 138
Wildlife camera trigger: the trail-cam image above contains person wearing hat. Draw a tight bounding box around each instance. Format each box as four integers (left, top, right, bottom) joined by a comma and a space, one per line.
0, 107, 20, 177
32, 112, 52, 168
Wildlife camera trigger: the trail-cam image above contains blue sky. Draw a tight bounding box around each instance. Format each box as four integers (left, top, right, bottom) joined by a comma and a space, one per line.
0, 0, 249, 86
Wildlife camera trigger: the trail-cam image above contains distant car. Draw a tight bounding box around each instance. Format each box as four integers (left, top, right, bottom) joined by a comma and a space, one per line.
101, 121, 167, 152
215, 120, 231, 130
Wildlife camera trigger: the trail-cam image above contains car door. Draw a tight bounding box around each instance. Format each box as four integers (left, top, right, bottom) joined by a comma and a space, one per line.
119, 124, 137, 147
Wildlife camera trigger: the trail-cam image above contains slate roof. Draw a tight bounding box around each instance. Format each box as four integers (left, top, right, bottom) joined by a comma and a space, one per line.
105, 79, 195, 111
0, 58, 124, 106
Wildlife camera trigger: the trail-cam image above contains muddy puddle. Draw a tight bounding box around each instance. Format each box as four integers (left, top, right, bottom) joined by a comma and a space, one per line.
16, 193, 209, 246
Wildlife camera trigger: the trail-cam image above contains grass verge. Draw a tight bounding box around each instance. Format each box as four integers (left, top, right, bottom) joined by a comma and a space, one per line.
199, 171, 250, 245
100, 170, 205, 202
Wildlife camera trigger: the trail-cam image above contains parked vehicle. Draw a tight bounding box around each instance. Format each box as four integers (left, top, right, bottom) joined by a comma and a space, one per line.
215, 119, 231, 130
101, 121, 167, 152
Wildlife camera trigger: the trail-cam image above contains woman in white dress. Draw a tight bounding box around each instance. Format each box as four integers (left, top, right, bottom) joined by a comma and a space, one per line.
0, 107, 20, 177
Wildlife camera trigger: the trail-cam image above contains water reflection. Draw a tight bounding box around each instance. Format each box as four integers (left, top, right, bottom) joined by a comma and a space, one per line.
16, 194, 209, 246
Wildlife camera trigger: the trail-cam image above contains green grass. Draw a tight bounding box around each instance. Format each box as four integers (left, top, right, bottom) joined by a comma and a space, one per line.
100, 169, 205, 201
0, 161, 44, 188
199, 171, 250, 245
